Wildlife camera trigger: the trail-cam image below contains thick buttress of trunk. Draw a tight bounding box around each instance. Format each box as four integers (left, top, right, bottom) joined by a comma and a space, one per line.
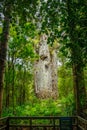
0, 7, 10, 116
34, 34, 58, 99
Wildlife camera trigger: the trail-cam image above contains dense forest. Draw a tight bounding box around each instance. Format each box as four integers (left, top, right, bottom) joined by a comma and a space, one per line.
0, 0, 87, 118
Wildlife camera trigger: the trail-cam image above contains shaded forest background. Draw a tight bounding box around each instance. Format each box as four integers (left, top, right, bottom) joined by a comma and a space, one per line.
0, 0, 87, 117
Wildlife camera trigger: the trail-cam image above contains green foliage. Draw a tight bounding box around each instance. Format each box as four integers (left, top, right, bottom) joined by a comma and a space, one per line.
3, 56, 75, 117
1, 0, 87, 118
2, 99, 62, 117
58, 61, 75, 116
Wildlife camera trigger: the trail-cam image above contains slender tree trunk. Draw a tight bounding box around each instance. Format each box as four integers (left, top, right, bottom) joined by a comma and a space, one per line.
5, 65, 9, 108
0, 3, 10, 116
72, 64, 81, 115
5, 51, 10, 108
12, 54, 15, 114
67, 0, 86, 115
22, 68, 26, 104
72, 64, 86, 115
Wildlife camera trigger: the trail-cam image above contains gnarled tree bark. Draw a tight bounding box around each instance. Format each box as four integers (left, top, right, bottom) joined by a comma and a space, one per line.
34, 34, 58, 99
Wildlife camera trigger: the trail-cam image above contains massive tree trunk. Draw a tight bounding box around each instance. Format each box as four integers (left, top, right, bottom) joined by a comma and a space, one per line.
0, 3, 10, 116
34, 34, 58, 99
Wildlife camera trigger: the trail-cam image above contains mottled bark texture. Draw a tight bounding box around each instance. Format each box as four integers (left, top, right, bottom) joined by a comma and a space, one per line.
34, 34, 58, 99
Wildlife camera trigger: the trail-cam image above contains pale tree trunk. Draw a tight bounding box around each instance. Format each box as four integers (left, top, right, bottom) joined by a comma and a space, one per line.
51, 50, 58, 98
34, 34, 58, 99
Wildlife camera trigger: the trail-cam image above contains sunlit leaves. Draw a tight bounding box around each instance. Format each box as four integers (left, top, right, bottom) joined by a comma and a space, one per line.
9, 22, 38, 62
